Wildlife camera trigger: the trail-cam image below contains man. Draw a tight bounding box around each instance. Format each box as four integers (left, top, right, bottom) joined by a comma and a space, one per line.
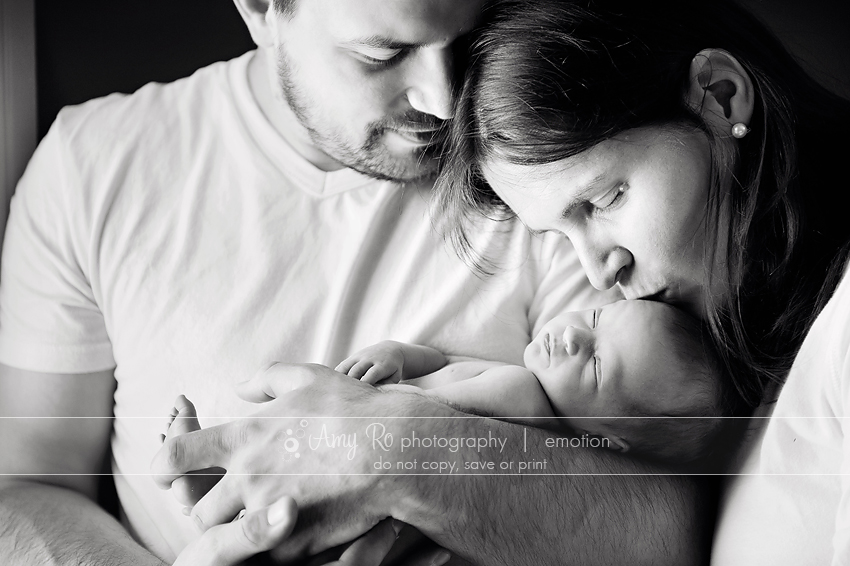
0, 1, 706, 565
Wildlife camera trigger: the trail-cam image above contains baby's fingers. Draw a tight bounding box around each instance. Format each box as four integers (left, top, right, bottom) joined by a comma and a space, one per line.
362, 365, 399, 384
334, 356, 359, 375
346, 360, 377, 380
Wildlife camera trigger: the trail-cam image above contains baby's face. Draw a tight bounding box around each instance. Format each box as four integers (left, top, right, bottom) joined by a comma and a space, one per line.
523, 300, 685, 422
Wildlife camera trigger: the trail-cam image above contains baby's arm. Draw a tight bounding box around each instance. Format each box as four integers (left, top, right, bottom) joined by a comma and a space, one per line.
412, 366, 560, 428
335, 340, 448, 384
339, 343, 559, 426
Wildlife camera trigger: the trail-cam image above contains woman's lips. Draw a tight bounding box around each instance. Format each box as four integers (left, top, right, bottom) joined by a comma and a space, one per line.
643, 288, 669, 302
621, 285, 669, 302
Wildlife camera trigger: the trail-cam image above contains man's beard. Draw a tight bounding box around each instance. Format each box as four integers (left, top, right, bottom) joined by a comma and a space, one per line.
276, 48, 446, 182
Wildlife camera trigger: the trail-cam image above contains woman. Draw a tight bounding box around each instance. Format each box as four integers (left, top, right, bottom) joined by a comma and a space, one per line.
435, 0, 850, 562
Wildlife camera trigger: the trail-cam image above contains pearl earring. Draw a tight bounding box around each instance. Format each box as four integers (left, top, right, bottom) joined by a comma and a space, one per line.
731, 123, 749, 138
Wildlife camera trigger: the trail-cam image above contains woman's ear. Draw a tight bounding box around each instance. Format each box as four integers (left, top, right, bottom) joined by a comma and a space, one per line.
686, 49, 755, 137
232, 0, 276, 48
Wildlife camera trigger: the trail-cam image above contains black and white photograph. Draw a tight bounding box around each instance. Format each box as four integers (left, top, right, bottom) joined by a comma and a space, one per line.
1, 0, 849, 564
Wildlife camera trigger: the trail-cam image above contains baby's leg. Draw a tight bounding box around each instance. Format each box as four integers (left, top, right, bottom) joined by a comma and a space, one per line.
163, 395, 224, 512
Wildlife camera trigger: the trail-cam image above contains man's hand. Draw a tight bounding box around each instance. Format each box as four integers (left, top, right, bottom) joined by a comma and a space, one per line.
174, 497, 297, 566
174, 499, 413, 566
335, 341, 406, 384
151, 363, 410, 562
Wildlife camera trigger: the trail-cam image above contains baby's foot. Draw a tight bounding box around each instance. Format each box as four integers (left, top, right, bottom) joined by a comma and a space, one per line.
162, 395, 223, 513
164, 394, 201, 440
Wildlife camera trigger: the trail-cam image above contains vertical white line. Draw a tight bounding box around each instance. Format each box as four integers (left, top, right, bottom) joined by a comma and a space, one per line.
523, 427, 526, 452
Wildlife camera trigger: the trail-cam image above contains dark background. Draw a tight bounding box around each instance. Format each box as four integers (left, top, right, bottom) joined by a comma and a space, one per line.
35, 0, 850, 139
35, 0, 254, 139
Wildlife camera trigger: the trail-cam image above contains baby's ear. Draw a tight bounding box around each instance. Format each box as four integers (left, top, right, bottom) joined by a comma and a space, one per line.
602, 434, 630, 453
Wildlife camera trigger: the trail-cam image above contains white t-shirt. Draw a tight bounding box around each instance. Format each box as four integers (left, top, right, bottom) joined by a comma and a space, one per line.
0, 51, 605, 561
712, 268, 850, 564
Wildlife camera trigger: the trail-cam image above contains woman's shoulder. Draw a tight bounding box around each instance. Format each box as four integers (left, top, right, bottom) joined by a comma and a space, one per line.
772, 263, 850, 419
711, 267, 850, 566
807, 264, 850, 356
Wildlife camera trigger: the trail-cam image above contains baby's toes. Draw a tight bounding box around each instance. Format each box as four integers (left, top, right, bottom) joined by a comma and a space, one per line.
165, 394, 201, 440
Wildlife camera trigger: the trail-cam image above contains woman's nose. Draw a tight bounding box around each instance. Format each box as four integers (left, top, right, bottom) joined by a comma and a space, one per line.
573, 237, 633, 290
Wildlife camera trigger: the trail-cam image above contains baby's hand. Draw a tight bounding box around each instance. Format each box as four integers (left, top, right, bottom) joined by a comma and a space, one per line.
335, 340, 405, 384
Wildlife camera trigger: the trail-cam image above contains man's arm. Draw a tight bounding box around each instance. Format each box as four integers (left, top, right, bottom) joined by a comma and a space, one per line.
0, 364, 167, 565
153, 364, 711, 566
0, 365, 406, 566
390, 394, 710, 566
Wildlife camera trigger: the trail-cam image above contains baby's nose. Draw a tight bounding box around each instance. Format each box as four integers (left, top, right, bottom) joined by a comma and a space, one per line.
562, 326, 588, 356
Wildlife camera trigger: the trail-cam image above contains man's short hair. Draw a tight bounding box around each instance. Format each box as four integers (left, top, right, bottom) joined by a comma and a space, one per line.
273, 0, 297, 18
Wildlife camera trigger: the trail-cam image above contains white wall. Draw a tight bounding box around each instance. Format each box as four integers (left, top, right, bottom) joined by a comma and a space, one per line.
0, 0, 37, 254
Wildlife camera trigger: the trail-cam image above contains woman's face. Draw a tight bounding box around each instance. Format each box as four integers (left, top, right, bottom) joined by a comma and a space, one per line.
482, 127, 726, 317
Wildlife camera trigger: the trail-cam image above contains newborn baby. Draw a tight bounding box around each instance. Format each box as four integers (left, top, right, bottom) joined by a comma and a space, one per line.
166, 300, 726, 473
161, 299, 726, 523
335, 299, 726, 462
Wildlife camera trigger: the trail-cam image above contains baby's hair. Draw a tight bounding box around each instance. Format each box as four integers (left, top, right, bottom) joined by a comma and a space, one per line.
606, 303, 733, 464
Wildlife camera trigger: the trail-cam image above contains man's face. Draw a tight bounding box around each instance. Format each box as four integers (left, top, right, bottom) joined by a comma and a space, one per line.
269, 0, 484, 181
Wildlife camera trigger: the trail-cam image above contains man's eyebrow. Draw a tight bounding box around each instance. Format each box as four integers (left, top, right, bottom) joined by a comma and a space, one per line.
340, 36, 421, 50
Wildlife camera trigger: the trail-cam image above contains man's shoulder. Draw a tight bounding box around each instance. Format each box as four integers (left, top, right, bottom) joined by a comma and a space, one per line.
51, 52, 251, 151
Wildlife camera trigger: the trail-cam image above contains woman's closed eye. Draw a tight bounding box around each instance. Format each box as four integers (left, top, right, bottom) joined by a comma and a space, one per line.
592, 309, 602, 386
591, 182, 629, 212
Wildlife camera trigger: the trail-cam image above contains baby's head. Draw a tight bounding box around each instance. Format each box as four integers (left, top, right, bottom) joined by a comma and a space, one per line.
524, 299, 726, 462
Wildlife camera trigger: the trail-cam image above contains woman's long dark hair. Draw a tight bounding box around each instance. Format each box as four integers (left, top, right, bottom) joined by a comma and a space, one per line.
436, 0, 850, 406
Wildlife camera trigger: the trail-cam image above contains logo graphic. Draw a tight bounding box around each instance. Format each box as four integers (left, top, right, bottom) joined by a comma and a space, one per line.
281, 419, 309, 461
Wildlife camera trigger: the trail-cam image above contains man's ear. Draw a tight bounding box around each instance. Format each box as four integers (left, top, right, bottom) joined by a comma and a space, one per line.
232, 0, 275, 48
686, 49, 754, 137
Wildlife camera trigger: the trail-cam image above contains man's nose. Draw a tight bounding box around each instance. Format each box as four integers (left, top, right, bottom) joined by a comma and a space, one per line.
571, 233, 632, 291
405, 47, 454, 120
563, 326, 593, 359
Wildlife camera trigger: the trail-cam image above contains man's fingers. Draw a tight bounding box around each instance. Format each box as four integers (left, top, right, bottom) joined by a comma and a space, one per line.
398, 548, 453, 566
235, 362, 334, 403
150, 425, 238, 487
234, 363, 280, 402
190, 473, 247, 530
332, 518, 397, 565
173, 497, 298, 566
170, 467, 225, 507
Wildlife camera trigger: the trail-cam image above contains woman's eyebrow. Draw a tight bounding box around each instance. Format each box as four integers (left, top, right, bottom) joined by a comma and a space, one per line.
558, 174, 608, 220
